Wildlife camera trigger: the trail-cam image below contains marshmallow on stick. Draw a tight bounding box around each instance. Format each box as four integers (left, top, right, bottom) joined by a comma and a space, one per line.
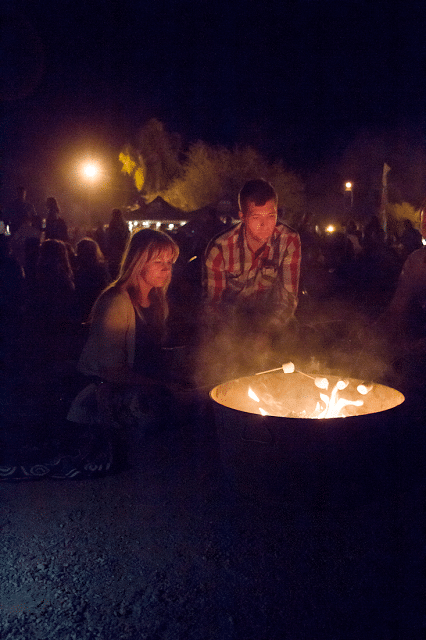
256, 361, 329, 390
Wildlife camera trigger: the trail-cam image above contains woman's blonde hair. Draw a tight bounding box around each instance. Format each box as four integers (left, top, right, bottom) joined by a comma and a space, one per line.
93, 228, 179, 327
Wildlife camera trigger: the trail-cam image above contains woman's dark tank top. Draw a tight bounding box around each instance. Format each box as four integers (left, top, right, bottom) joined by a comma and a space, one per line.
132, 305, 167, 381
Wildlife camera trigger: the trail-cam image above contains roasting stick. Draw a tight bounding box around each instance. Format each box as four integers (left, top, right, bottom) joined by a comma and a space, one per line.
255, 362, 329, 389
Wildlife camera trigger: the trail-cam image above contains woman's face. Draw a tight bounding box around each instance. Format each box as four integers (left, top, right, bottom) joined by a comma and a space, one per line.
139, 248, 174, 290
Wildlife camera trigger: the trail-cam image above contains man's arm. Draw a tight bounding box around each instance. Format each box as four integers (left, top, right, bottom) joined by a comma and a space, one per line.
278, 230, 301, 316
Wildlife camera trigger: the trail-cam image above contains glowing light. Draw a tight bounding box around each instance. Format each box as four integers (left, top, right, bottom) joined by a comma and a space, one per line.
259, 407, 270, 416
345, 182, 353, 190
326, 225, 335, 233
336, 379, 349, 391
314, 377, 329, 390
248, 387, 260, 403
357, 384, 373, 395
82, 163, 100, 180
316, 379, 363, 419
282, 362, 295, 374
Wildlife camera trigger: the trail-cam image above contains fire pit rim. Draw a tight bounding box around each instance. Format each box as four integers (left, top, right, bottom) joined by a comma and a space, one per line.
209, 372, 405, 422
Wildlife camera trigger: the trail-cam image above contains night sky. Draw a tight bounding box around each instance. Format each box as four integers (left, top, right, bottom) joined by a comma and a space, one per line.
2, 0, 426, 201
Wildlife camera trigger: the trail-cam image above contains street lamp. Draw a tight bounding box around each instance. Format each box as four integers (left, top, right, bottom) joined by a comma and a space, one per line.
345, 181, 353, 209
81, 161, 101, 181
80, 160, 102, 219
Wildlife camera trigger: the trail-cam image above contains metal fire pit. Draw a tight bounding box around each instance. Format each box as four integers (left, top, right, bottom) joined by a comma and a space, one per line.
210, 372, 405, 506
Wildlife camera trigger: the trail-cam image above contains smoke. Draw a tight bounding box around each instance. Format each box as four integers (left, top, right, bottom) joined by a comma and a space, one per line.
193, 299, 401, 391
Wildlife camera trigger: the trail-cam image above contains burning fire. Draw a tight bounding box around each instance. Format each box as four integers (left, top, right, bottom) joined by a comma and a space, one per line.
250, 362, 372, 419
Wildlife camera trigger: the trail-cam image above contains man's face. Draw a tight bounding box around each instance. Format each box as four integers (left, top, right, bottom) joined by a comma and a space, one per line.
240, 199, 277, 245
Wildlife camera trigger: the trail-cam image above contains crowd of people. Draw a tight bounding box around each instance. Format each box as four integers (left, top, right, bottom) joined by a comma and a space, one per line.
1, 181, 426, 478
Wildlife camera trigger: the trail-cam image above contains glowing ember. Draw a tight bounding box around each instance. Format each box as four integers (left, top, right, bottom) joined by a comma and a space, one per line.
357, 384, 373, 395
314, 377, 329, 390
248, 387, 260, 403
259, 408, 270, 416
282, 362, 295, 374
248, 386, 271, 416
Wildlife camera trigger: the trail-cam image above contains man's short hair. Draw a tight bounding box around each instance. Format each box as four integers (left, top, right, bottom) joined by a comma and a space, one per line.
238, 179, 277, 215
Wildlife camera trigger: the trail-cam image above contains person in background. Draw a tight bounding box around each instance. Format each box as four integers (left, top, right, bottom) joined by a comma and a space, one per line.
106, 208, 130, 279
92, 219, 108, 258
6, 187, 36, 237
0, 234, 25, 370
24, 239, 77, 368
345, 219, 363, 257
45, 197, 69, 243
67, 228, 182, 440
399, 218, 422, 262
386, 243, 426, 340
9, 211, 41, 269
74, 237, 111, 323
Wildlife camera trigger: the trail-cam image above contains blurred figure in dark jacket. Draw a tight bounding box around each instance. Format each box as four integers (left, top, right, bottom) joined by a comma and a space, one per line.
74, 237, 111, 323
24, 239, 77, 367
0, 234, 24, 370
45, 197, 69, 242
106, 209, 130, 279
6, 187, 36, 237
399, 218, 422, 261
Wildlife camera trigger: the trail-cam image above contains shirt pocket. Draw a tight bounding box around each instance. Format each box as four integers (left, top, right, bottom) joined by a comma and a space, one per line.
258, 264, 278, 287
223, 271, 246, 301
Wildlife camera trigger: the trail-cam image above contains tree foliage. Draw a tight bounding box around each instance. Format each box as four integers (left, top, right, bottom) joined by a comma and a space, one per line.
120, 121, 306, 225
387, 201, 421, 237
119, 119, 182, 194
161, 141, 306, 224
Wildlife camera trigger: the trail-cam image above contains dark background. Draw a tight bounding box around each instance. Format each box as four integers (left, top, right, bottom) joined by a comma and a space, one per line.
2, 0, 426, 205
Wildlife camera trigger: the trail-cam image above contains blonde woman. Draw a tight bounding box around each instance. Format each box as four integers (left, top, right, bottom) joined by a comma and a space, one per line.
68, 228, 180, 433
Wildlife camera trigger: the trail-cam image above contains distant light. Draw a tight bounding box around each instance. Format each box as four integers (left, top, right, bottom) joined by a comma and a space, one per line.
422, 238, 426, 246
82, 162, 100, 180
345, 182, 352, 191
156, 221, 161, 228
326, 225, 335, 233
168, 223, 174, 230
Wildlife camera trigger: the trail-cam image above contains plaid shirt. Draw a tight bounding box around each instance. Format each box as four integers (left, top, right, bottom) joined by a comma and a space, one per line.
204, 221, 301, 319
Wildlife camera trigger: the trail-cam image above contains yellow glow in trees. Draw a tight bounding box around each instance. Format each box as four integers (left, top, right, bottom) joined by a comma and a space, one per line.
119, 152, 144, 191
119, 152, 136, 175
134, 167, 144, 191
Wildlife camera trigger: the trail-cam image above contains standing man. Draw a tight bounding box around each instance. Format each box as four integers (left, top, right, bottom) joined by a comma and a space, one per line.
200, 179, 301, 380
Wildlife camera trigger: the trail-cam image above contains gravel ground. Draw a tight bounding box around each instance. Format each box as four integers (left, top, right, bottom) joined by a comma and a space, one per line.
0, 393, 425, 640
